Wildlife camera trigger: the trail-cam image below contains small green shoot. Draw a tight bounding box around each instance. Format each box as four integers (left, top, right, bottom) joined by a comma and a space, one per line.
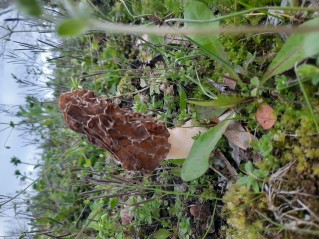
238, 161, 268, 193
250, 76, 260, 97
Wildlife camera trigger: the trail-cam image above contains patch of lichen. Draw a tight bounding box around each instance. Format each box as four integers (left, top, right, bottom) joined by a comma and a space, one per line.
222, 183, 266, 239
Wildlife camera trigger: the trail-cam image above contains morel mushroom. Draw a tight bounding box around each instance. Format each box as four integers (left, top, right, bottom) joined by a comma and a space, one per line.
59, 89, 206, 172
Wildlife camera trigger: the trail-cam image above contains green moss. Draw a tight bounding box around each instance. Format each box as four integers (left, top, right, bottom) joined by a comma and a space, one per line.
252, 133, 278, 171
118, 76, 136, 94
312, 164, 319, 176
236, 72, 319, 236
221, 35, 250, 66
222, 183, 264, 239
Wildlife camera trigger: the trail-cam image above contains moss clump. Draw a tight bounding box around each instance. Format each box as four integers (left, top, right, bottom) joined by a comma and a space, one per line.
275, 113, 319, 217
222, 183, 264, 239
221, 34, 283, 74
118, 76, 137, 94
221, 35, 251, 66
227, 89, 319, 238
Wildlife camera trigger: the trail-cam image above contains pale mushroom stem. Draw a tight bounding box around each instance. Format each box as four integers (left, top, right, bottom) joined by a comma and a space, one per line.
165, 111, 233, 160
166, 121, 208, 159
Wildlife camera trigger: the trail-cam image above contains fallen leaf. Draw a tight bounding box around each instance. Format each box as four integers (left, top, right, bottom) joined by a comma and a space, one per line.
120, 207, 133, 225
224, 122, 253, 150
256, 104, 277, 130
229, 141, 241, 166
189, 204, 211, 220
224, 77, 237, 90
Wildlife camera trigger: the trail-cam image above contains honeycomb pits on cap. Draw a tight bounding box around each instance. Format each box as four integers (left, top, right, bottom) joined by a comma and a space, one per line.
59, 89, 170, 172
59, 90, 206, 172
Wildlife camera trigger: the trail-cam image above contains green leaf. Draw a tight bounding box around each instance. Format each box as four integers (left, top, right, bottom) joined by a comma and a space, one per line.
170, 167, 182, 177
195, 105, 225, 120
184, 1, 225, 59
297, 64, 319, 85
255, 169, 268, 178
250, 76, 260, 87
17, 0, 42, 17
238, 176, 249, 185
178, 86, 187, 111
56, 18, 89, 37
181, 112, 235, 181
261, 17, 319, 83
189, 95, 251, 108
152, 229, 172, 239
252, 180, 260, 193
85, 158, 92, 167
109, 198, 118, 209
244, 161, 254, 173
184, 0, 239, 81
246, 177, 253, 189
149, 34, 164, 45
169, 158, 185, 165
88, 221, 99, 231
250, 88, 258, 97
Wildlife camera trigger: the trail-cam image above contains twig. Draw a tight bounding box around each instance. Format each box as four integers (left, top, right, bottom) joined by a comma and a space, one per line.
75, 209, 100, 239
210, 166, 229, 181
217, 151, 239, 180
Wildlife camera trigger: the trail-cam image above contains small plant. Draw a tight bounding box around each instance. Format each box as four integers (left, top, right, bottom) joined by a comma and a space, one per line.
238, 161, 268, 193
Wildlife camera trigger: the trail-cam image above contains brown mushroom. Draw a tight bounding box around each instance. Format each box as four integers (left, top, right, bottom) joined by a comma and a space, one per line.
59, 89, 206, 172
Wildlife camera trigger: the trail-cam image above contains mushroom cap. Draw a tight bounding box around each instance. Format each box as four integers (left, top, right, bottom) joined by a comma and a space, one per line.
59, 89, 171, 172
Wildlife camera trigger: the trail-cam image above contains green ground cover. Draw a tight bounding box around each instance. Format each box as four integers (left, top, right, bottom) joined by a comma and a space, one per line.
3, 0, 319, 238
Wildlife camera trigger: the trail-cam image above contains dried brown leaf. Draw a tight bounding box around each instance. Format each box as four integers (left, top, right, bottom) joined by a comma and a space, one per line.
120, 207, 134, 225
256, 104, 277, 130
224, 122, 253, 150
189, 204, 211, 220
